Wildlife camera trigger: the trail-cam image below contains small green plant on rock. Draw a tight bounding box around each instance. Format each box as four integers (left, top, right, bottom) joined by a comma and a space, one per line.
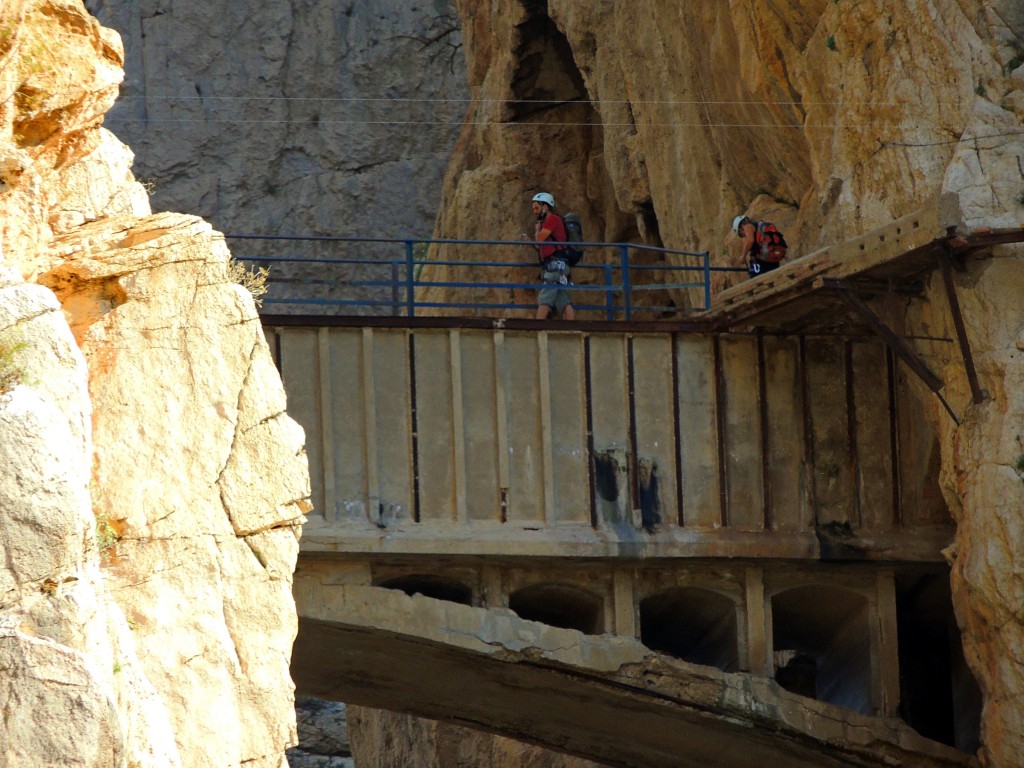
227, 259, 270, 307
413, 241, 431, 281
0, 331, 27, 394
95, 512, 120, 561
826, 35, 837, 51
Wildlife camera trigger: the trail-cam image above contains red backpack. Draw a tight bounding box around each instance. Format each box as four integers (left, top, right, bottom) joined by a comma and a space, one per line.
756, 221, 788, 263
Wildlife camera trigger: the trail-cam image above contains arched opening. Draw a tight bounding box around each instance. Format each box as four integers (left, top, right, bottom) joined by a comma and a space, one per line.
896, 573, 981, 752
377, 574, 473, 606
639, 588, 739, 671
508, 583, 603, 635
771, 585, 871, 713
508, 2, 588, 123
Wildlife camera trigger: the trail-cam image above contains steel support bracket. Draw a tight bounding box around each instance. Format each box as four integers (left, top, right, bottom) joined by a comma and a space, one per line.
937, 244, 987, 404
823, 278, 959, 425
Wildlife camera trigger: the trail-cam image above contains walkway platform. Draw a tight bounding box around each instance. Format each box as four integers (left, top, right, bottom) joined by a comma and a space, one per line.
705, 193, 1024, 333
275, 191, 1021, 762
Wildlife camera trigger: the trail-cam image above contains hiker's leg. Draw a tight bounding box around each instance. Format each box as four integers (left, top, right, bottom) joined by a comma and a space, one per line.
537, 282, 558, 319
552, 288, 572, 319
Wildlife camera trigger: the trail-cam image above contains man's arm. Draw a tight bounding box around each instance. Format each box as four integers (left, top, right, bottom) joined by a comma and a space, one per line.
738, 222, 756, 264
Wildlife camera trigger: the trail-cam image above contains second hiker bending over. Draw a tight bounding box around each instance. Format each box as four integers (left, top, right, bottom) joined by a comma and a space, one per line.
530, 191, 575, 320
732, 214, 788, 279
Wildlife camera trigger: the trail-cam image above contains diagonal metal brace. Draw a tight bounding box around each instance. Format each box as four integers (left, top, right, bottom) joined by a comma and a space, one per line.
938, 245, 986, 404
824, 278, 959, 425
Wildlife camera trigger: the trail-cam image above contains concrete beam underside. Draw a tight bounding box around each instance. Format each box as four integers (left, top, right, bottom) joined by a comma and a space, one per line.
293, 585, 974, 768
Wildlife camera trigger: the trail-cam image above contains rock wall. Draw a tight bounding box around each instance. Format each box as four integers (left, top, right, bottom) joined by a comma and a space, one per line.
0, 2, 309, 766
10, 0, 1019, 766
289, 697, 355, 768
427, 1, 1024, 766
425, 0, 1023, 311
349, 708, 603, 768
83, 0, 467, 243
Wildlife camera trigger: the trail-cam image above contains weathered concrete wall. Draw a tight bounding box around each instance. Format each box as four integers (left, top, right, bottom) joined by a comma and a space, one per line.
267, 323, 950, 559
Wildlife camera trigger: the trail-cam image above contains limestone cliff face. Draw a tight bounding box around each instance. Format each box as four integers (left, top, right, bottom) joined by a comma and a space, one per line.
0, 2, 309, 766
84, 0, 467, 242
432, 2, 1024, 766
429, 0, 1023, 303
350, 708, 602, 768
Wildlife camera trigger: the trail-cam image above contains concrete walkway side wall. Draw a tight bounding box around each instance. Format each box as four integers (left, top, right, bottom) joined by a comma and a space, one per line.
270, 324, 952, 562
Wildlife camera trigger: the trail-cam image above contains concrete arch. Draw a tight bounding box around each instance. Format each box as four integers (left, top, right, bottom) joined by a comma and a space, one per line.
508, 583, 604, 635
771, 584, 871, 713
377, 574, 473, 606
639, 587, 740, 671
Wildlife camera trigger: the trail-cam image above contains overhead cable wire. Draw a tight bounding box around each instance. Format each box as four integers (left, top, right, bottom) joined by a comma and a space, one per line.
111, 94, 971, 108
102, 117, 812, 127
880, 130, 1024, 147
99, 115, 1024, 144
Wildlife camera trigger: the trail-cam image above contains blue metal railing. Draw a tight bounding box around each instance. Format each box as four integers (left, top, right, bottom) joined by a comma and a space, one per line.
225, 234, 744, 320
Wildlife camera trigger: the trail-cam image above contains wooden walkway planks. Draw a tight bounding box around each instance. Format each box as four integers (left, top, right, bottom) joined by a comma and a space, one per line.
706, 193, 965, 330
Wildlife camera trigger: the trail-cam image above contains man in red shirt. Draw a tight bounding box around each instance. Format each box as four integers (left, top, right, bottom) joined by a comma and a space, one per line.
531, 192, 575, 320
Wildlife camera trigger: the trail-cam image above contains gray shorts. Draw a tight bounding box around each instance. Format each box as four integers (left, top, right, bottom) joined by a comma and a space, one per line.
538, 264, 572, 311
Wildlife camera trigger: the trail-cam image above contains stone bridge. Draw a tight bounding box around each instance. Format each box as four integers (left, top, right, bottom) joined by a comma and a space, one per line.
291, 584, 971, 768
270, 195, 1020, 766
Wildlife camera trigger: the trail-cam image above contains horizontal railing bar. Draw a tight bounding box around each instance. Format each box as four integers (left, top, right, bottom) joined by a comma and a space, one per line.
260, 300, 700, 316
236, 255, 708, 270
410, 280, 624, 292
263, 280, 630, 293
240, 253, 744, 276
227, 234, 708, 259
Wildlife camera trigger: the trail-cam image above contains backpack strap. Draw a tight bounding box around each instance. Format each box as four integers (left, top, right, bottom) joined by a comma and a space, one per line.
552, 213, 569, 252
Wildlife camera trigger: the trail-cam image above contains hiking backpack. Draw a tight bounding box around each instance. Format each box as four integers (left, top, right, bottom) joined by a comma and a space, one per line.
755, 221, 788, 263
559, 212, 585, 267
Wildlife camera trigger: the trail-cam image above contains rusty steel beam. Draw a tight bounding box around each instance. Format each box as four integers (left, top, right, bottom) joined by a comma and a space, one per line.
825, 279, 959, 425
938, 247, 986, 405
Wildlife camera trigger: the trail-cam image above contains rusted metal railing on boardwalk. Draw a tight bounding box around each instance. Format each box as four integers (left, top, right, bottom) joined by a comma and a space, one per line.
226, 234, 745, 320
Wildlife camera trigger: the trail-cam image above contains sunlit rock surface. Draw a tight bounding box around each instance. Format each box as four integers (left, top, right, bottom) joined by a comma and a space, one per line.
0, 2, 309, 766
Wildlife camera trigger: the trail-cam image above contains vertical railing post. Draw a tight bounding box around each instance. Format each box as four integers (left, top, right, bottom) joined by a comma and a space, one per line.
604, 263, 615, 320
703, 250, 711, 310
390, 261, 399, 316
404, 239, 416, 318
620, 244, 632, 321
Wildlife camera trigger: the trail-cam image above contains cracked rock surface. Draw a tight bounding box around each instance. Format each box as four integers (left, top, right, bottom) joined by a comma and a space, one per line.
0, 3, 310, 766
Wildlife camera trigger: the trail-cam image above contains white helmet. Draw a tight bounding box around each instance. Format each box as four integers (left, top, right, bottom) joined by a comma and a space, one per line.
532, 192, 555, 208
732, 214, 747, 235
